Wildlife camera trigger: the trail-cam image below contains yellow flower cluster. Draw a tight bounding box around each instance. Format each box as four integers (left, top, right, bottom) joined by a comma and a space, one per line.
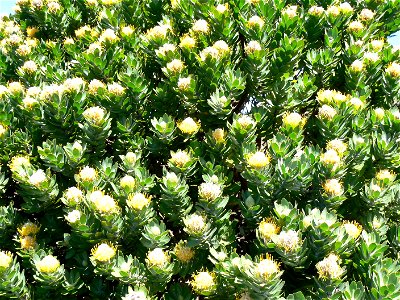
18, 221, 39, 250
190, 271, 217, 295
170, 149, 192, 168
178, 117, 200, 135
258, 218, 280, 241
174, 242, 195, 263
322, 179, 343, 197
36, 255, 60, 273
255, 254, 280, 280
0, 251, 13, 270
89, 191, 120, 214
147, 248, 170, 268
316, 254, 343, 279
247, 151, 270, 169
342, 221, 362, 239
91, 242, 116, 262
127, 193, 151, 210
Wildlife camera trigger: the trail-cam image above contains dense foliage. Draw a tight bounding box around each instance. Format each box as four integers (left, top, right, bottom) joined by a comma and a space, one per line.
0, 0, 400, 299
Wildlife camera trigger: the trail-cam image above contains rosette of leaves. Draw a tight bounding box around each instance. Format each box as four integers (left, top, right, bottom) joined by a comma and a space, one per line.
140, 219, 171, 249
148, 114, 176, 151
0, 251, 30, 299
145, 248, 175, 293
158, 169, 192, 224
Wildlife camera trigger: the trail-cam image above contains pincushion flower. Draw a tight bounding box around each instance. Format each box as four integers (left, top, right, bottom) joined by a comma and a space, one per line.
174, 242, 195, 263
120, 175, 136, 189
363, 52, 379, 63
88, 79, 106, 95
82, 107, 106, 125
244, 40, 262, 54
91, 242, 116, 262
192, 19, 209, 34
258, 218, 280, 241
212, 40, 230, 57
9, 155, 31, 172
0, 124, 7, 138
8, 82, 24, 94
198, 182, 222, 201
0, 251, 12, 270
156, 43, 176, 56
359, 9, 375, 21
316, 254, 344, 279
215, 3, 228, 14
63, 77, 85, 93
273, 230, 301, 252
91, 193, 119, 214
147, 248, 170, 267
18, 221, 40, 236
247, 151, 271, 169
166, 59, 185, 74
282, 112, 304, 128
247, 16, 264, 28
255, 254, 280, 280
318, 105, 337, 120
212, 128, 226, 143
370, 39, 384, 51
342, 221, 362, 239
21, 60, 38, 74
350, 60, 364, 72
320, 149, 340, 167
327, 139, 347, 156
308, 6, 324, 16
190, 271, 217, 295
178, 117, 200, 135
339, 2, 353, 14
237, 115, 255, 129
283, 5, 298, 18
64, 187, 84, 205
28, 169, 47, 187
121, 25, 134, 36
37, 255, 60, 273
184, 213, 207, 235
127, 193, 151, 210
170, 150, 192, 168
386, 62, 400, 78
20, 236, 36, 249
180, 35, 196, 49
200, 47, 220, 61
47, 1, 61, 13
326, 6, 340, 17
375, 169, 396, 182
65, 210, 81, 224
77, 166, 98, 182
349, 97, 365, 110
322, 179, 343, 197
64, 37, 75, 45
177, 77, 191, 91
146, 24, 170, 40
348, 21, 364, 33
107, 82, 125, 96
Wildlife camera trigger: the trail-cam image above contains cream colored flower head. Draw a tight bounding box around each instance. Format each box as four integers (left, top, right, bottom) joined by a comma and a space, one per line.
316, 254, 344, 279
359, 9, 375, 21
339, 2, 353, 14
82, 106, 106, 125
170, 149, 192, 168
348, 21, 364, 33
212, 128, 226, 143
342, 221, 362, 239
18, 221, 40, 236
107, 82, 125, 96
248, 16, 264, 28
258, 218, 280, 241
178, 117, 200, 135
308, 6, 324, 16
282, 112, 304, 128
318, 105, 337, 120
184, 213, 207, 235
320, 149, 340, 167
255, 254, 280, 279
327, 139, 347, 156
192, 19, 209, 34
28, 169, 47, 187
245, 40, 262, 55
386, 62, 400, 78
166, 59, 185, 74
190, 271, 217, 295
177, 77, 191, 91
247, 151, 270, 169
65, 210, 81, 223
322, 179, 343, 197
273, 230, 301, 252
37, 255, 60, 273
64, 187, 84, 205
237, 114, 255, 129
198, 182, 222, 201
127, 193, 151, 210
180, 35, 196, 49
77, 166, 98, 182
91, 242, 116, 262
0, 251, 13, 270
174, 242, 195, 263
147, 248, 170, 268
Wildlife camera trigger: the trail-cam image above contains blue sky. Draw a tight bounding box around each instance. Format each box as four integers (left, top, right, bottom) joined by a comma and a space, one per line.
0, 1, 399, 45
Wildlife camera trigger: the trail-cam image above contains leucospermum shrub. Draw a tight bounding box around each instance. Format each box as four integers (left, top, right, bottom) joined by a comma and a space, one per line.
0, 0, 399, 298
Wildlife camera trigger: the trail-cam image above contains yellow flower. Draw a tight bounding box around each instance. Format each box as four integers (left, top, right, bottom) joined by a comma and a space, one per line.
350, 60, 364, 73
255, 254, 280, 280
107, 82, 125, 96
8, 82, 24, 94
237, 115, 255, 129
192, 19, 209, 34
282, 112, 304, 128
91, 242, 116, 262
88, 79, 106, 95
170, 150, 192, 168
64, 37, 75, 45
120, 175, 136, 190
339, 2, 353, 14
349, 97, 365, 110
247, 151, 270, 169
316, 254, 343, 279
318, 105, 337, 120
91, 193, 119, 214
77, 166, 98, 182
374, 108, 385, 120
317, 89, 335, 104
82, 106, 106, 125
327, 139, 347, 156
215, 3, 229, 14
244, 40, 262, 55
47, 1, 61, 13
320, 149, 340, 168
177, 77, 191, 91
370, 39, 384, 52
212, 40, 230, 57
146, 24, 170, 40
9, 155, 31, 172
348, 21, 364, 33
200, 47, 220, 61
100, 0, 121, 5
273, 230, 301, 252
100, 28, 119, 43
147, 248, 170, 267
179, 35, 196, 49
326, 6, 340, 17
363, 52, 379, 64
212, 128, 226, 144
247, 16, 264, 28
174, 242, 195, 263
386, 62, 400, 78
258, 218, 280, 241
64, 187, 84, 205
322, 179, 343, 197
22, 97, 38, 110
16, 44, 31, 56
178, 117, 200, 135
359, 9, 375, 21
166, 59, 185, 74
0, 124, 7, 138
18, 221, 40, 236
63, 77, 85, 93
342, 221, 362, 239
20, 236, 36, 249
191, 271, 217, 295
375, 169, 396, 182
184, 213, 207, 235
0, 251, 13, 270
308, 6, 324, 16
198, 182, 222, 201
21, 60, 38, 74
121, 25, 134, 36
283, 5, 298, 18
75, 25, 91, 38
127, 193, 151, 210
37, 255, 60, 273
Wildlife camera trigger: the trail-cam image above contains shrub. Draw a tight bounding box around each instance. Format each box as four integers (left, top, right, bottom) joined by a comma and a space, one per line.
0, 0, 399, 299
